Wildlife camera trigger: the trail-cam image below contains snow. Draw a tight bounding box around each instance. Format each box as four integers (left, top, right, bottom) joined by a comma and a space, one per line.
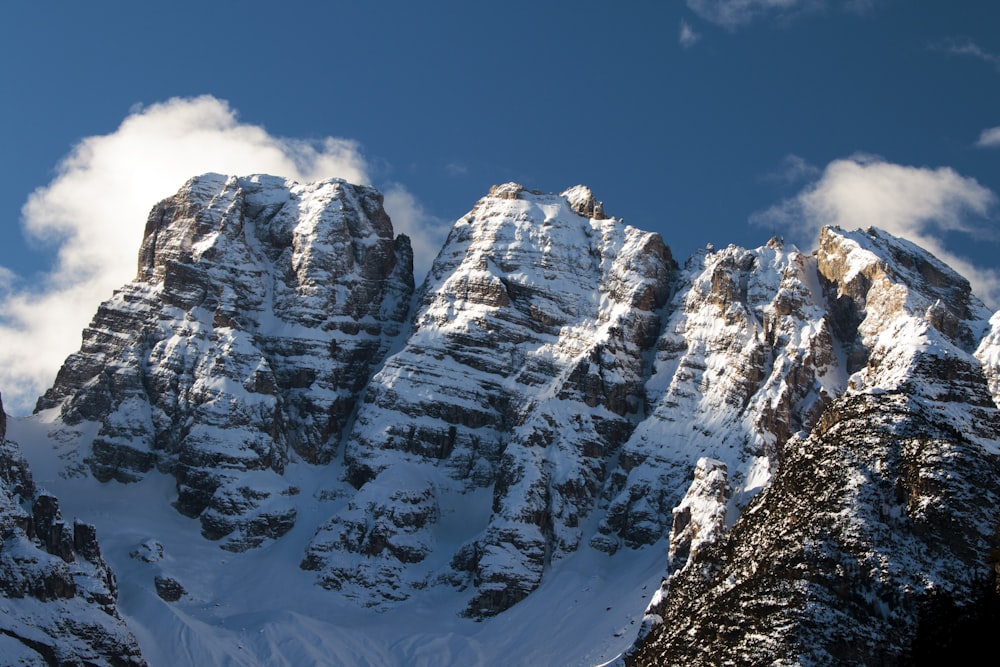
10, 414, 667, 667
14, 177, 1000, 665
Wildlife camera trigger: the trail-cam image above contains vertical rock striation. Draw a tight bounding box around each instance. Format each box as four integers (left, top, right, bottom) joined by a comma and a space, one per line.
36, 174, 413, 550
30, 171, 1000, 659
305, 183, 676, 614
594, 237, 840, 555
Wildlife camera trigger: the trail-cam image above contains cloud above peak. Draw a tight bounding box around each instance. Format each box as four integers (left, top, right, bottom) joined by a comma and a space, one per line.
752, 154, 1000, 305
0, 95, 442, 415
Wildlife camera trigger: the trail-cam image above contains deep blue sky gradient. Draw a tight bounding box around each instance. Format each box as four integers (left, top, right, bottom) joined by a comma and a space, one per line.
3, 0, 999, 276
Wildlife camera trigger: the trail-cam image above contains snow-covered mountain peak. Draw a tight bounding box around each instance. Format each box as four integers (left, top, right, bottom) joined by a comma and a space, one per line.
10, 178, 1000, 666
36, 174, 413, 551
817, 225, 989, 352
560, 184, 607, 219
318, 183, 676, 615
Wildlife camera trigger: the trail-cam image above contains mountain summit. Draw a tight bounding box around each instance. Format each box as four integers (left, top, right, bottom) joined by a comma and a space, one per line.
7, 176, 1000, 665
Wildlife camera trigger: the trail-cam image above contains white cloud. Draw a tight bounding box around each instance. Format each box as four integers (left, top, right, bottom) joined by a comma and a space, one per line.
679, 20, 702, 48
0, 95, 440, 415
382, 184, 450, 285
686, 0, 811, 29
751, 154, 1000, 306
685, 0, 874, 29
938, 38, 1000, 72
976, 126, 1000, 148
763, 154, 820, 184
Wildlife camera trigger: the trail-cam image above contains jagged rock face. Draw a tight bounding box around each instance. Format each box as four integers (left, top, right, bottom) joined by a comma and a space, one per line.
975, 311, 1000, 407
29, 171, 1000, 660
631, 389, 1000, 665
36, 174, 413, 550
0, 434, 146, 665
665, 457, 730, 572
593, 239, 840, 554
817, 226, 988, 366
628, 227, 1000, 665
307, 183, 676, 614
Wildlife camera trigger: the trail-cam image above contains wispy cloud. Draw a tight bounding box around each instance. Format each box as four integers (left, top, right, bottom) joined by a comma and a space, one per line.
762, 154, 821, 185
686, 0, 814, 29
752, 154, 1000, 305
0, 95, 442, 415
686, 0, 875, 29
382, 184, 449, 284
445, 162, 468, 176
937, 37, 1000, 71
679, 20, 702, 48
976, 126, 1000, 148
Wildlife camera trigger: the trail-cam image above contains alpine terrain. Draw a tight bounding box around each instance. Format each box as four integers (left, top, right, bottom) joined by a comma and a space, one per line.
3, 174, 1000, 665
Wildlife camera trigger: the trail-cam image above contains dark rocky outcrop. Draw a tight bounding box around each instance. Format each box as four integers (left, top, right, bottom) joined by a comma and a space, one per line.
153, 575, 186, 602
630, 386, 1000, 665
0, 420, 146, 665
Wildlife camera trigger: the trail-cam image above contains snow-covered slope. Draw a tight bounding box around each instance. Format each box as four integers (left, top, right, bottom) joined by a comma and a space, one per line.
595, 238, 840, 558
8, 177, 1000, 665
0, 393, 145, 666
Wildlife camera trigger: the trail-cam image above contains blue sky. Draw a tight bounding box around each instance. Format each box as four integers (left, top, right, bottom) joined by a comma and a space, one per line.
2, 0, 1000, 412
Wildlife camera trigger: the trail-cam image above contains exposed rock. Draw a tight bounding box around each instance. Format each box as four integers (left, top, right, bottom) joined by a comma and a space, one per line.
28, 171, 1000, 661
595, 239, 838, 554
36, 174, 414, 547
0, 429, 146, 665
975, 310, 1000, 407
153, 575, 186, 602
315, 183, 676, 615
627, 226, 1000, 665
129, 539, 164, 563
666, 457, 730, 572
302, 464, 440, 606
630, 385, 1000, 665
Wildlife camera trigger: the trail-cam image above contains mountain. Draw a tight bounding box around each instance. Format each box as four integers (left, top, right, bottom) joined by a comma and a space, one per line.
35, 174, 413, 551
0, 392, 146, 665
6, 175, 1000, 665
627, 228, 1000, 665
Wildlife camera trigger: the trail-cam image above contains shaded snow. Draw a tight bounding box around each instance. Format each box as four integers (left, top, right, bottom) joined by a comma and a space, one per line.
12, 413, 666, 666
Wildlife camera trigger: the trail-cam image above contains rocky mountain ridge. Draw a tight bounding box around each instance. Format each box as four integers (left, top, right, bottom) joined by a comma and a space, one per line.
8, 175, 1000, 664
0, 392, 146, 665
36, 174, 413, 551
628, 228, 1000, 664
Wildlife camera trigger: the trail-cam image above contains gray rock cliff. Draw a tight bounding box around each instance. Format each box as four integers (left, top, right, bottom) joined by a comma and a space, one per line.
37, 174, 413, 550
627, 226, 1000, 665
29, 177, 1000, 661
305, 183, 676, 614
0, 392, 146, 665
